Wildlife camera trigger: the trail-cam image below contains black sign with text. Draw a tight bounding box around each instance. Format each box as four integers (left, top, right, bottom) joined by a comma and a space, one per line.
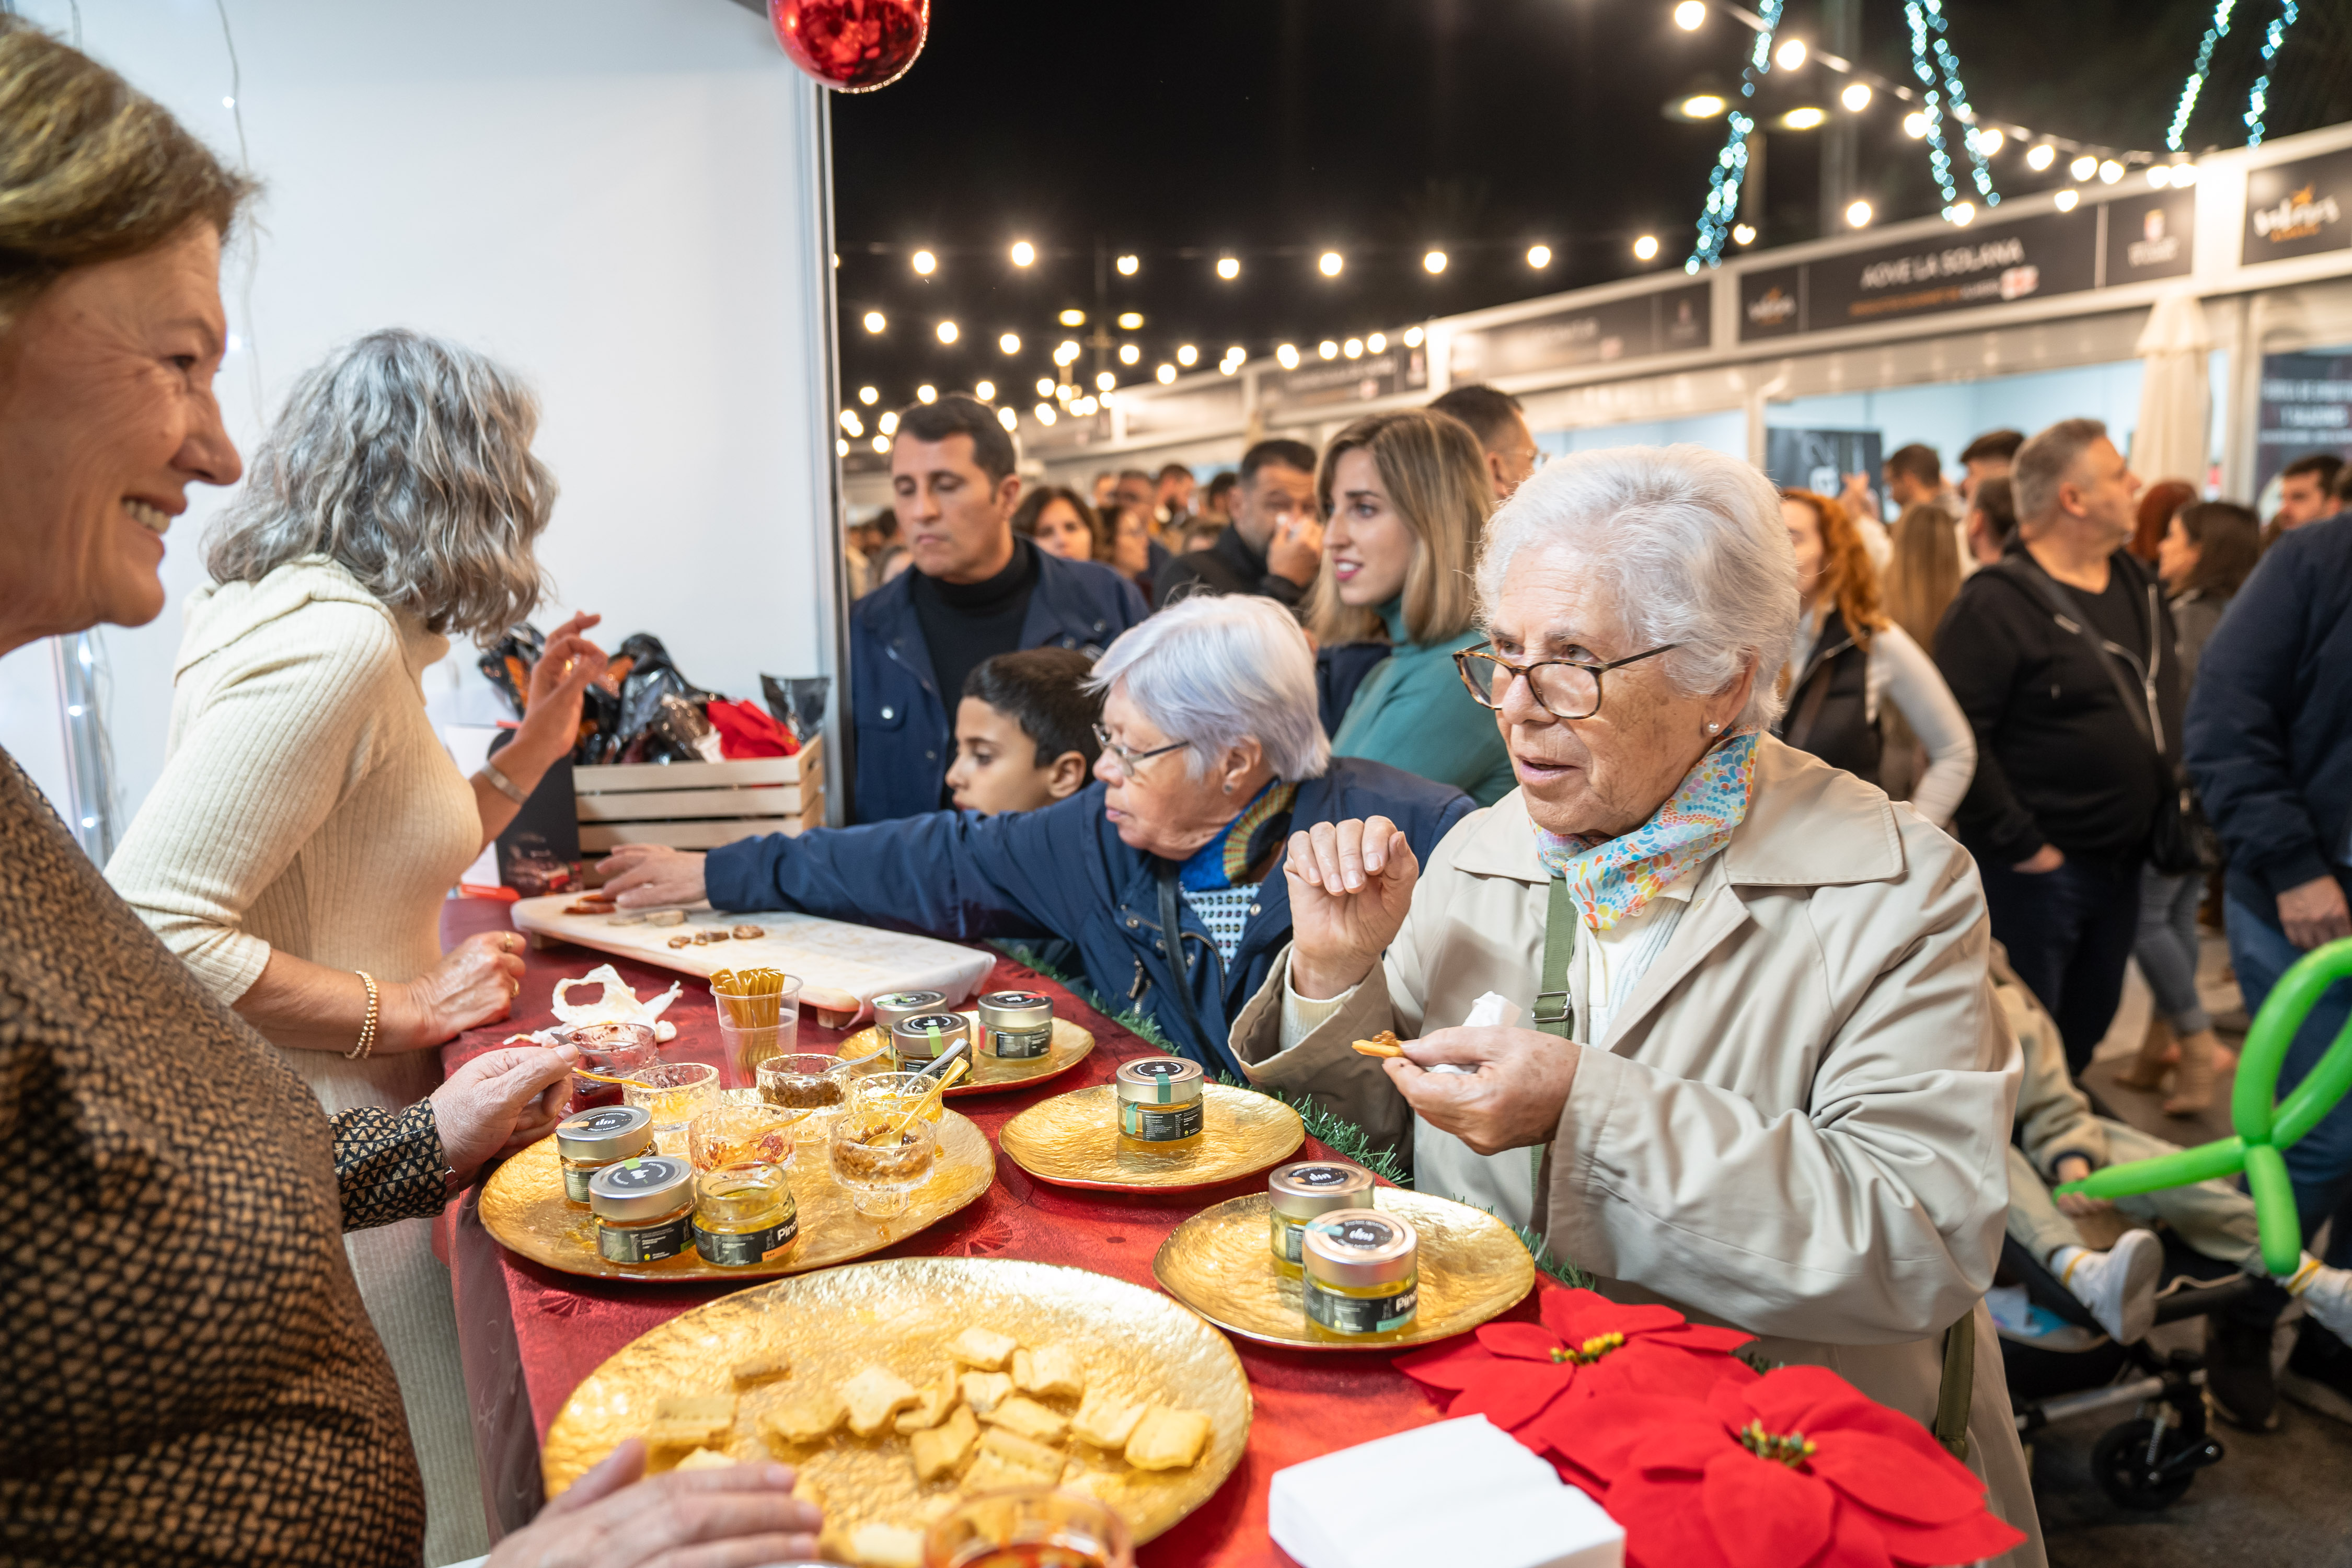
1803, 207, 2099, 332
2104, 189, 2198, 285
2254, 350, 2352, 499
2243, 147, 2352, 266
1256, 344, 1428, 412
1738, 266, 1805, 341
1448, 282, 1712, 381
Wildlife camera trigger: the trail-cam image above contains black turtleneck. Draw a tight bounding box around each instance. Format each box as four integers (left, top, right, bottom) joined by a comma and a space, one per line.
907, 535, 1039, 735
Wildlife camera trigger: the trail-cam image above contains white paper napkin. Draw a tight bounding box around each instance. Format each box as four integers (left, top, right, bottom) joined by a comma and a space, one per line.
1268, 1415, 1623, 1568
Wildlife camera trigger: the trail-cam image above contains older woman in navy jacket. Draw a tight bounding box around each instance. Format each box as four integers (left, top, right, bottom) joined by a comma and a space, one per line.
601, 596, 1472, 1068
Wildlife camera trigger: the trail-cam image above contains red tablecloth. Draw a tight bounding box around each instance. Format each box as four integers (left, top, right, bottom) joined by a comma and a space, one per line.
438, 899, 1549, 1563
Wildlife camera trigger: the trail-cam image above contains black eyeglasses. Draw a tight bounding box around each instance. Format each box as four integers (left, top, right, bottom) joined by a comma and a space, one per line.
1092, 723, 1188, 774
1452, 642, 1682, 721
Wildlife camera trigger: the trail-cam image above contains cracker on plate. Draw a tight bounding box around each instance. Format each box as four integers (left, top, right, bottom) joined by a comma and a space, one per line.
759, 1389, 846, 1447
672, 1447, 737, 1472
981, 1394, 1069, 1445
957, 1370, 1014, 1415
910, 1404, 980, 1482
948, 1326, 1019, 1370
1124, 1404, 1212, 1471
840, 1366, 921, 1437
894, 1373, 961, 1434
847, 1522, 925, 1568
647, 1394, 737, 1448
731, 1352, 791, 1387
1011, 1344, 1086, 1399
1070, 1385, 1147, 1450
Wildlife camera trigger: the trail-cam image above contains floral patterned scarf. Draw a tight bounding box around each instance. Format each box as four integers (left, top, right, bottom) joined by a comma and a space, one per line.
1532, 727, 1762, 929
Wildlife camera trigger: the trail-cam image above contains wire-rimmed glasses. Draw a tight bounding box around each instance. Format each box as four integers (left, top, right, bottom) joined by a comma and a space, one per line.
1452, 642, 1682, 721
1091, 723, 1187, 775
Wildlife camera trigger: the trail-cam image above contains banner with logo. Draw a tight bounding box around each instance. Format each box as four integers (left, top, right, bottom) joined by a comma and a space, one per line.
2242, 147, 2352, 266
1447, 282, 1710, 382
1256, 343, 1429, 413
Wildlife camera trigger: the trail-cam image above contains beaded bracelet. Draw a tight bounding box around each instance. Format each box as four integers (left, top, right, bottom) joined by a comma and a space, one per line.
348, 971, 380, 1061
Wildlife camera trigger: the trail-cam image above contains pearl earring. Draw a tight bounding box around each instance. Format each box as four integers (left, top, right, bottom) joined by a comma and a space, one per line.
1707, 722, 1722, 734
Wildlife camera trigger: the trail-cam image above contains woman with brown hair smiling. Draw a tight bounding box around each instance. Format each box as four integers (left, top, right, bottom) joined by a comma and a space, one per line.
0, 20, 818, 1564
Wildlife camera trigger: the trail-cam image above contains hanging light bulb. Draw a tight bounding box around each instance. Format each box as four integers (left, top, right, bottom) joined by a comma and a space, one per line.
1318, 340, 1339, 360
1058, 308, 1086, 327
1116, 311, 1144, 329
1156, 364, 1176, 384
936, 320, 958, 344
1318, 251, 1343, 277
873, 434, 891, 453
1423, 250, 1448, 274
1035, 377, 1054, 397
1216, 256, 1240, 280
862, 311, 887, 333
1034, 403, 1056, 425
879, 410, 900, 435
1276, 343, 1301, 369
1403, 326, 1424, 347
916, 384, 938, 402
2025, 143, 2057, 171
1527, 244, 1552, 268
1116, 253, 1139, 275
1118, 343, 1140, 365
911, 249, 937, 275
2054, 189, 2080, 212
1009, 240, 1035, 267
1903, 112, 1928, 139
1732, 223, 1758, 246
974, 380, 995, 401
1095, 371, 1116, 391
837, 438, 849, 456
2099, 159, 2125, 183
1841, 82, 1872, 112
1845, 200, 1873, 228
997, 406, 1017, 430
999, 332, 1020, 354
1774, 37, 1807, 69
2069, 154, 2097, 180
858, 385, 879, 405
1176, 344, 1198, 366
1343, 338, 1364, 359
1632, 235, 1661, 261
1367, 332, 1387, 352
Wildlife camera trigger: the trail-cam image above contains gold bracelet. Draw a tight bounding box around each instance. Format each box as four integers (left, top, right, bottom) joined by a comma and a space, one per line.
348, 971, 380, 1061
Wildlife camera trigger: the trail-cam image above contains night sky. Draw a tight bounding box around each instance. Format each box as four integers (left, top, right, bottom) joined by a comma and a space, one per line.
827, 0, 2352, 413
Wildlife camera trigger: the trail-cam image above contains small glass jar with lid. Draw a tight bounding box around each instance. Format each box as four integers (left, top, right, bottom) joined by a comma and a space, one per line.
1300, 1208, 1419, 1337
977, 989, 1055, 1059
555, 1103, 655, 1204
691, 1163, 799, 1266
1267, 1160, 1376, 1271
890, 1011, 970, 1067
871, 989, 949, 1035
586, 1154, 696, 1265
1114, 1056, 1205, 1143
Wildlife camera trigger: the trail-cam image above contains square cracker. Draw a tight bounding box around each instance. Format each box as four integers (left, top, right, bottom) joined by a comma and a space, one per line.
978, 1424, 1065, 1477
647, 1394, 737, 1448
848, 1522, 925, 1568
958, 1370, 1014, 1415
962, 1447, 1062, 1494
1011, 1345, 1086, 1399
1071, 1386, 1146, 1450
759, 1389, 846, 1447
672, 1447, 736, 1472
981, 1394, 1069, 1445
948, 1326, 1019, 1370
840, 1366, 921, 1437
1125, 1405, 1212, 1471
894, 1373, 961, 1434
910, 1405, 980, 1482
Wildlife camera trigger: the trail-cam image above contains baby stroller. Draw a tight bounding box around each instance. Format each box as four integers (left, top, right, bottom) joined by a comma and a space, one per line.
1997, 1228, 2249, 1509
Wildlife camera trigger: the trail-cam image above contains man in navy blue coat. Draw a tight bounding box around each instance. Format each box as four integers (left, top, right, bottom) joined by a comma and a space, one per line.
2186, 506, 2352, 1418
850, 394, 1147, 822
604, 596, 1474, 1070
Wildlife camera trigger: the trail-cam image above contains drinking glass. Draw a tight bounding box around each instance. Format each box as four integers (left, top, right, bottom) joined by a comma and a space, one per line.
622, 1060, 720, 1155
827, 1107, 939, 1218
852, 1071, 948, 1125
711, 971, 802, 1090
757, 1052, 855, 1143
559, 1021, 660, 1114
922, 1489, 1134, 1568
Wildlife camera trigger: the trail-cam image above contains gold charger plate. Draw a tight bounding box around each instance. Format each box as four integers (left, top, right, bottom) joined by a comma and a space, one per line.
1151, 1190, 1536, 1350
998, 1083, 1304, 1192
480, 1110, 994, 1283
832, 1012, 1096, 1097
541, 1257, 1252, 1547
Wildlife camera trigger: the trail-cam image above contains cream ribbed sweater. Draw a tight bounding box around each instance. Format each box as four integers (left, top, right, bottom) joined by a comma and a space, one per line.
108, 554, 490, 1564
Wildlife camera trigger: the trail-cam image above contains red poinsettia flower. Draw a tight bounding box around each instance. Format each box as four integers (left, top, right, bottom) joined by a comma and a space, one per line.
1397, 1288, 1757, 1451
1546, 1366, 2027, 1568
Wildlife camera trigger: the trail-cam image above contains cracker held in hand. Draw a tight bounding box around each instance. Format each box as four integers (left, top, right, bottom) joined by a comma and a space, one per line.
840, 1366, 921, 1437
1011, 1344, 1086, 1399
1350, 1030, 1404, 1059
1124, 1404, 1212, 1470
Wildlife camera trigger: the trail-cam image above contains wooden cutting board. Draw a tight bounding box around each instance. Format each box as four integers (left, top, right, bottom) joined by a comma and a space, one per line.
509, 896, 996, 1025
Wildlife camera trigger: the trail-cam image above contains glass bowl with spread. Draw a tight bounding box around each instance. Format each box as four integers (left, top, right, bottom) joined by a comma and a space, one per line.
686, 1101, 802, 1172
852, 1070, 949, 1125
757, 1052, 855, 1142
827, 1107, 940, 1217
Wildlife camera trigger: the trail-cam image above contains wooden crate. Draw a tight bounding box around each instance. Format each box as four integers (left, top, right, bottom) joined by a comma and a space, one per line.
574, 740, 825, 852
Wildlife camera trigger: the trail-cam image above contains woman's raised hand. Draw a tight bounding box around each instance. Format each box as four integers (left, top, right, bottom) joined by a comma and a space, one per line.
382, 929, 527, 1049
1283, 816, 1417, 1000
512, 611, 609, 762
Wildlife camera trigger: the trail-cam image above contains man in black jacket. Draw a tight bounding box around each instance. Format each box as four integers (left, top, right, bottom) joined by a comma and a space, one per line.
2186, 509, 2352, 1423
1935, 417, 2182, 1074
1154, 437, 1323, 608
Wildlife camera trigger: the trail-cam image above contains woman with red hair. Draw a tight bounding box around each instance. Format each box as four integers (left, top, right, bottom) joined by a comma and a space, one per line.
2131, 477, 2199, 562
1775, 490, 1976, 825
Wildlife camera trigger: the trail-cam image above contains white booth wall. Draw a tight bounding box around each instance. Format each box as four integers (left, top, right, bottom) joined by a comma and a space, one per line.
0, 0, 838, 837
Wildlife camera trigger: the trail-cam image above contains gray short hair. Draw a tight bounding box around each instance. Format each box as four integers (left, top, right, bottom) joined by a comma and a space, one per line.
1475, 444, 1798, 728
204, 329, 554, 642
1088, 593, 1330, 781
2011, 417, 2107, 527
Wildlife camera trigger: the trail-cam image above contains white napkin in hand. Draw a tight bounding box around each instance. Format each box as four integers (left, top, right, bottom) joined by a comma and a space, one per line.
1428, 991, 1526, 1075
1268, 1415, 1623, 1568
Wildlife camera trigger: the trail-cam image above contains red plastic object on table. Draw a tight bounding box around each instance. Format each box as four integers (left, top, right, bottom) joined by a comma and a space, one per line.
767, 0, 927, 91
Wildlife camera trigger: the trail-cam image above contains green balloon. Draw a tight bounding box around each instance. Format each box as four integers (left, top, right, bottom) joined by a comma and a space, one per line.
2054, 936, 2352, 1276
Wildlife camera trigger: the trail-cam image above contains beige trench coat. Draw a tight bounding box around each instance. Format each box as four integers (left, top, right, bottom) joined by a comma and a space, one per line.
1233, 739, 2043, 1564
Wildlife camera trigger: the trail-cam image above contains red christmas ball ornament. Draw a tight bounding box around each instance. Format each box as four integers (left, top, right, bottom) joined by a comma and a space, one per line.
768, 0, 928, 93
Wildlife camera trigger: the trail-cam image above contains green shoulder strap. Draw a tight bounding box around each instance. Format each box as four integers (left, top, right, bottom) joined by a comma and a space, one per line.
1535, 875, 1576, 1039
1935, 1312, 1976, 1462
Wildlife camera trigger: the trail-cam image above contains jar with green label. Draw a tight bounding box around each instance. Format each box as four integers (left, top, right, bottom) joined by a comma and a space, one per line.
872, 990, 949, 1035
1267, 1160, 1375, 1272
555, 1103, 654, 1204
1301, 1208, 1419, 1336
977, 990, 1054, 1059
1115, 1056, 1205, 1143
890, 1011, 970, 1067
691, 1162, 798, 1267
587, 1154, 695, 1264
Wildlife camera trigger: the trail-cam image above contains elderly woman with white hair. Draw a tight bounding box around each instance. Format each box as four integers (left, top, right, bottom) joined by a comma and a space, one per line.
599, 594, 1473, 1067
1241, 444, 2040, 1562
107, 327, 607, 1561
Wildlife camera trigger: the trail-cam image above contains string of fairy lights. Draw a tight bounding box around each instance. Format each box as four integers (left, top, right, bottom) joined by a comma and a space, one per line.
837, 0, 2319, 446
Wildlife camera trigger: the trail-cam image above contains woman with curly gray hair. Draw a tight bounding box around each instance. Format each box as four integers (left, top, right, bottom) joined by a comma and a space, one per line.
1233, 443, 2042, 1564
107, 327, 608, 1557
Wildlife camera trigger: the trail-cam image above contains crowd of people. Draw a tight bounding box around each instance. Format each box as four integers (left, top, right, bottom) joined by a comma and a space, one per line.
8, 18, 2352, 1568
